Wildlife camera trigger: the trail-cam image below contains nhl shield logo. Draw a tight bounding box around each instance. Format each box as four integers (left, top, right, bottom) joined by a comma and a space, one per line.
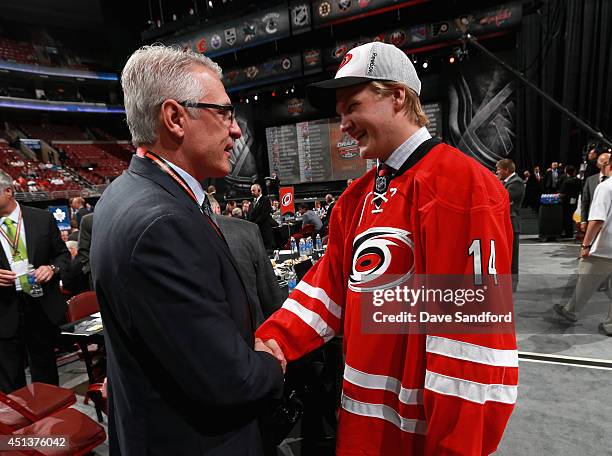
292, 4, 309, 26
224, 28, 236, 45
375, 176, 387, 193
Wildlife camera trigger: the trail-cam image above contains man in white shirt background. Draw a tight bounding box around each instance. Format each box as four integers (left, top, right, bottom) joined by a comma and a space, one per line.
554, 154, 612, 335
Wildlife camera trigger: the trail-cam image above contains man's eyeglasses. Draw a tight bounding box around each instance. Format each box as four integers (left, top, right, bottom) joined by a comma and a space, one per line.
179, 101, 236, 125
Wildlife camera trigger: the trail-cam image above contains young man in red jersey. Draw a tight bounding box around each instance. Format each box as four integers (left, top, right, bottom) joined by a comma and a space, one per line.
257, 41, 518, 455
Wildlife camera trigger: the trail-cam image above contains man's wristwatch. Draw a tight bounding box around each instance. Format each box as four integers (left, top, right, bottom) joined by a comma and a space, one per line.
50, 265, 60, 275
581, 244, 592, 249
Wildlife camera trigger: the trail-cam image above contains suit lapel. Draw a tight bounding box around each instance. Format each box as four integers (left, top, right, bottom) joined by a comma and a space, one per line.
20, 206, 36, 264
129, 157, 254, 325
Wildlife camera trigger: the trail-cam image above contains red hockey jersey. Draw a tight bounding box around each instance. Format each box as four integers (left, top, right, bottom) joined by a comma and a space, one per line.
257, 142, 518, 455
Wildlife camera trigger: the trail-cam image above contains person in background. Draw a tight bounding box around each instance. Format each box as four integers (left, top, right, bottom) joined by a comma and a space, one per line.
584, 147, 599, 179
496, 159, 525, 292
248, 183, 275, 251
0, 173, 70, 393
61, 240, 89, 296
297, 202, 322, 233
581, 153, 610, 233
242, 199, 251, 219
559, 165, 582, 239
554, 154, 612, 335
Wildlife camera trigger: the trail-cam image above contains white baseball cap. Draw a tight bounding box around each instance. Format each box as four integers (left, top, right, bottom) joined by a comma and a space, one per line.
307, 41, 421, 112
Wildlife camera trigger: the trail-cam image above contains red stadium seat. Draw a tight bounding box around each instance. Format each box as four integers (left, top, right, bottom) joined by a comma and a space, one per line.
0, 383, 76, 432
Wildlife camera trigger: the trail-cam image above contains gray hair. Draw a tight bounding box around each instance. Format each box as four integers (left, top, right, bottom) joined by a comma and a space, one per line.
0, 173, 13, 191
121, 44, 223, 147
66, 240, 78, 250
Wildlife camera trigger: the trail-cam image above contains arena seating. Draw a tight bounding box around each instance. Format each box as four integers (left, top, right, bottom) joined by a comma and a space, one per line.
54, 142, 134, 185
20, 123, 90, 142
0, 37, 37, 64
0, 141, 84, 193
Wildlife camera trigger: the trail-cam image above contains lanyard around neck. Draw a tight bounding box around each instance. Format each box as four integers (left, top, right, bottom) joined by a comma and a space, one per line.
0, 211, 23, 259
137, 148, 226, 240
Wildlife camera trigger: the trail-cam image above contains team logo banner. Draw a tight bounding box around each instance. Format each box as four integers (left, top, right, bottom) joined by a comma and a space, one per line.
280, 187, 295, 214
48, 206, 70, 230
165, 5, 290, 58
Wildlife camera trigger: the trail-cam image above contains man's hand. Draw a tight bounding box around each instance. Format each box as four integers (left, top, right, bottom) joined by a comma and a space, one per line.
255, 338, 286, 373
580, 246, 591, 258
0, 268, 17, 287
34, 265, 54, 283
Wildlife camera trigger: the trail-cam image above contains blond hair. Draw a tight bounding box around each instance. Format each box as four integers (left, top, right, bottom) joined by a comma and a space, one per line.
369, 81, 429, 127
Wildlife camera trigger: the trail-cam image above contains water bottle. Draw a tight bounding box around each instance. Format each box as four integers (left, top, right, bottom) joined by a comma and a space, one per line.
299, 238, 306, 257
290, 237, 297, 256
273, 250, 280, 262
316, 234, 322, 251
287, 268, 297, 293
306, 237, 313, 256
27, 264, 44, 298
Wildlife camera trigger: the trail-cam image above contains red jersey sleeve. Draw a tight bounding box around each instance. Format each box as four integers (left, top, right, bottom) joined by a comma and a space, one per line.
256, 196, 348, 361
420, 173, 519, 455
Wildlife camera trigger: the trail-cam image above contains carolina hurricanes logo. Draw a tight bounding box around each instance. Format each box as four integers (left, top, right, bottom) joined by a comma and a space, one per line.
349, 227, 414, 292
282, 192, 293, 207
338, 52, 352, 70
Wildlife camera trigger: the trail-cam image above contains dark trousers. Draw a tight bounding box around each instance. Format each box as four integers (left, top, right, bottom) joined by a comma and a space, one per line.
562, 203, 577, 238
0, 294, 59, 393
511, 232, 519, 292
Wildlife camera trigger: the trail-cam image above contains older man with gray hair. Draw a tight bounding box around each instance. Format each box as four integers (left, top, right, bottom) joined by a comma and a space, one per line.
90, 45, 284, 455
0, 172, 69, 393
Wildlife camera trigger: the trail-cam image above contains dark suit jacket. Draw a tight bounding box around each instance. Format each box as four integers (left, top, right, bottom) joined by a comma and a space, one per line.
75, 206, 91, 227
0, 205, 70, 338
581, 173, 601, 222
215, 216, 284, 326
77, 212, 93, 275
248, 196, 274, 250
504, 174, 525, 233
543, 169, 560, 192
91, 156, 283, 456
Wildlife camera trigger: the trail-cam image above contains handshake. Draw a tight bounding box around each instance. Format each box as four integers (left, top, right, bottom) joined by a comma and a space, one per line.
255, 338, 287, 373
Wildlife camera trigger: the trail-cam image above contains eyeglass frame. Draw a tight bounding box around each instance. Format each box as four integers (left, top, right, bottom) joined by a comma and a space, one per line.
179, 101, 236, 125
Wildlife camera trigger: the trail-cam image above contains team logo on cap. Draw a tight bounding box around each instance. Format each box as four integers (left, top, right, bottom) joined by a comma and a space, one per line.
337, 0, 351, 11
358, 0, 370, 7
318, 1, 331, 17
210, 34, 222, 49
196, 38, 207, 53
349, 227, 415, 292
224, 28, 237, 45
281, 58, 292, 70
338, 52, 352, 70
292, 4, 309, 26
